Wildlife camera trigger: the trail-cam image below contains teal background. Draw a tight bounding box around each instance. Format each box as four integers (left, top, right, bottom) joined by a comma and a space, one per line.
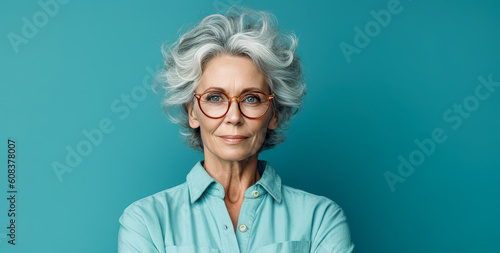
1, 0, 499, 252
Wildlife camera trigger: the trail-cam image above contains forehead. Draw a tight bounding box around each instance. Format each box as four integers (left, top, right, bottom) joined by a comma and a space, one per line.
198, 54, 270, 94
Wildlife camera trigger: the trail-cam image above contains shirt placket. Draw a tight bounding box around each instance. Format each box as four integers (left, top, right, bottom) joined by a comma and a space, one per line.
235, 185, 264, 253
204, 184, 241, 253
204, 184, 265, 253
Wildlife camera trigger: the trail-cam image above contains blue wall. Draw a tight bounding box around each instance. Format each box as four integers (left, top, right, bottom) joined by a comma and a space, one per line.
1, 0, 499, 252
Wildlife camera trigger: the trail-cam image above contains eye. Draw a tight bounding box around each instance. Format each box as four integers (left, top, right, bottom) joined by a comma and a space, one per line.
206, 93, 224, 103
242, 94, 261, 104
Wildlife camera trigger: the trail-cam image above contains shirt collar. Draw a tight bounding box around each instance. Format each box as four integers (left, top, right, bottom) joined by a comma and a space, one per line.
186, 160, 282, 204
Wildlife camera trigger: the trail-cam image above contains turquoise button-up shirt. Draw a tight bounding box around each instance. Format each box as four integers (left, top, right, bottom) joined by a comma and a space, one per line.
118, 160, 354, 253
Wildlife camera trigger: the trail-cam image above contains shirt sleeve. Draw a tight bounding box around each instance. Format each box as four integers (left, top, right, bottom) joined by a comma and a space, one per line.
118, 204, 159, 253
311, 201, 355, 253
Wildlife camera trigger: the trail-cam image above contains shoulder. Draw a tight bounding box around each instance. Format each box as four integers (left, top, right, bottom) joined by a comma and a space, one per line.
282, 184, 343, 211
280, 184, 347, 227
118, 183, 188, 251
120, 182, 188, 221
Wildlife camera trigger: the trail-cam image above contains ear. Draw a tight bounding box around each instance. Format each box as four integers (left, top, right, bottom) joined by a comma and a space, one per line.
186, 102, 200, 129
267, 109, 279, 130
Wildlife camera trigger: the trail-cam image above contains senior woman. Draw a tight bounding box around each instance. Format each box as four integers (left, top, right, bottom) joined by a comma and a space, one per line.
118, 6, 354, 253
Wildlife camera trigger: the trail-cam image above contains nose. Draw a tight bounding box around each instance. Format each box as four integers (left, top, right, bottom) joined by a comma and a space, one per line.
224, 97, 244, 125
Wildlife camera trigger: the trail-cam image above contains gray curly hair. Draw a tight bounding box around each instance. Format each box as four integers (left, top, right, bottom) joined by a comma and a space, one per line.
154, 6, 306, 152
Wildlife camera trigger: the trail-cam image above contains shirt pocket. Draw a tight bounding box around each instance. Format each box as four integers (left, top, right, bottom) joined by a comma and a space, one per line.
165, 245, 220, 253
251, 240, 311, 253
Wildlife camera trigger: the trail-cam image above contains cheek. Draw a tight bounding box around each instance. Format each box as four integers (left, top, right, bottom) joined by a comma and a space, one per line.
198, 118, 221, 140
252, 122, 270, 141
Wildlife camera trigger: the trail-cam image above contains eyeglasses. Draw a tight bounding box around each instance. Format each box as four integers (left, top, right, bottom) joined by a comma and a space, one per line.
193, 90, 275, 119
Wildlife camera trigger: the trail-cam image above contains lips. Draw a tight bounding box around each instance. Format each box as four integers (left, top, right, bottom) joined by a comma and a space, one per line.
219, 135, 248, 144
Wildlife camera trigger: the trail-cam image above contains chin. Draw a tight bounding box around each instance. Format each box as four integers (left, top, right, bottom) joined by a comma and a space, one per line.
220, 151, 253, 161
214, 147, 256, 161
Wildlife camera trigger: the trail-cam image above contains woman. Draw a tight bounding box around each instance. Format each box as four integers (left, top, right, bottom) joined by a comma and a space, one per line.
118, 6, 354, 253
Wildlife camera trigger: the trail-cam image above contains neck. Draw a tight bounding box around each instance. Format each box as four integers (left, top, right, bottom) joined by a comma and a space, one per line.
202, 153, 261, 204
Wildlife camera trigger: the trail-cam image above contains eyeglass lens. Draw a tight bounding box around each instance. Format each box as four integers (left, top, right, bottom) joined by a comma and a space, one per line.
199, 91, 270, 118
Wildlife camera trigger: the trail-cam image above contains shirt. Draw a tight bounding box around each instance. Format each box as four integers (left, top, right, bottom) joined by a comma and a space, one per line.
118, 160, 354, 253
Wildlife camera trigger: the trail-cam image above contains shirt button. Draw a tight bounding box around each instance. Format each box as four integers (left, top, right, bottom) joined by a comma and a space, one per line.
238, 224, 247, 232
252, 190, 259, 198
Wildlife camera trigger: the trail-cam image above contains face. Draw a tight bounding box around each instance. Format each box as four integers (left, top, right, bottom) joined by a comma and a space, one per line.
186, 54, 279, 162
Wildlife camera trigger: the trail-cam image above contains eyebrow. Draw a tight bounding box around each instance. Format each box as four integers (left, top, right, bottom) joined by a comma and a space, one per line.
203, 86, 265, 94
